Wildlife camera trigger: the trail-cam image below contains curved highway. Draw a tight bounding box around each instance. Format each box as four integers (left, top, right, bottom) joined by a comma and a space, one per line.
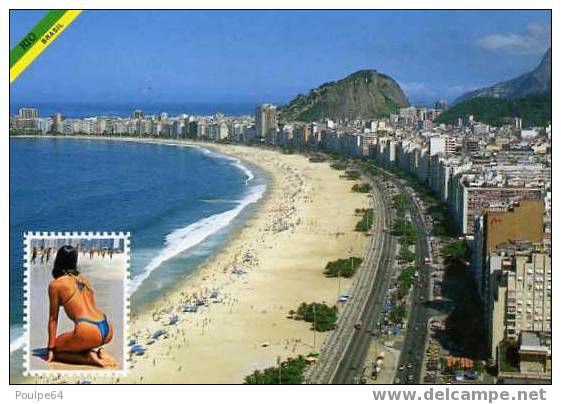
330, 174, 397, 384
306, 171, 395, 384
307, 165, 434, 385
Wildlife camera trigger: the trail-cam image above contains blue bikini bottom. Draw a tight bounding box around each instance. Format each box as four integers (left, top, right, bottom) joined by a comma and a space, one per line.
75, 314, 109, 344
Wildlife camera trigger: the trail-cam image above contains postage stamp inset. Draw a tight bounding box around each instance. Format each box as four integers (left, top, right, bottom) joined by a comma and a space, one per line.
24, 232, 129, 376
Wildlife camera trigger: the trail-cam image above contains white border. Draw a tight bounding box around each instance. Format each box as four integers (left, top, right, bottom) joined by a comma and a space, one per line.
3, 3, 557, 402
22, 231, 130, 378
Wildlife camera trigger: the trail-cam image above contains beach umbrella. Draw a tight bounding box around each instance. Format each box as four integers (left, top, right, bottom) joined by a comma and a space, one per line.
152, 329, 167, 339
130, 344, 146, 356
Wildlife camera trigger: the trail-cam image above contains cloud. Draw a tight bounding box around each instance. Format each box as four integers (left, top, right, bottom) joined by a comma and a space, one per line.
477, 22, 551, 55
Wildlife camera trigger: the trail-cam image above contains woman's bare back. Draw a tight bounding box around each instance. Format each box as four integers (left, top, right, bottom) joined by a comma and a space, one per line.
50, 275, 105, 321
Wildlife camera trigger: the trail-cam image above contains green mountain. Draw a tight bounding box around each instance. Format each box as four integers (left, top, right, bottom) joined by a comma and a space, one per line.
279, 70, 409, 122
454, 48, 551, 103
436, 92, 551, 128
441, 48, 551, 128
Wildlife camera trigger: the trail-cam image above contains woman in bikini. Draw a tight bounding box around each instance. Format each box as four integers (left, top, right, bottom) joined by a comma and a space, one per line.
46, 245, 117, 368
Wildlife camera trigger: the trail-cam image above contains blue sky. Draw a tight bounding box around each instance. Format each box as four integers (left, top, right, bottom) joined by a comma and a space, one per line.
10, 10, 551, 106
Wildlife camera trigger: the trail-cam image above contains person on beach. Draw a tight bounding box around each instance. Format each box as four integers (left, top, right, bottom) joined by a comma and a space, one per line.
31, 247, 37, 264
45, 245, 117, 368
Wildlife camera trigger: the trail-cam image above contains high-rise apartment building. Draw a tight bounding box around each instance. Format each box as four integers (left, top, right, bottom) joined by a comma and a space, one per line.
255, 104, 277, 142
448, 174, 542, 236
132, 109, 145, 119
18, 108, 38, 119
51, 113, 64, 133
487, 243, 551, 363
429, 136, 456, 156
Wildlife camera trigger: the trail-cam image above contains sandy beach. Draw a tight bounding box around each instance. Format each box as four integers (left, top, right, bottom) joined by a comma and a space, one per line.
25, 140, 371, 384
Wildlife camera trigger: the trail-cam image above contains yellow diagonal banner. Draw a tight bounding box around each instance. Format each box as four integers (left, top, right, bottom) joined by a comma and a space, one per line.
10, 10, 83, 84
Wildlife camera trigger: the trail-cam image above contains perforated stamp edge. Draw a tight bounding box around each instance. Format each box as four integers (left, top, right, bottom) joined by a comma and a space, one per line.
22, 231, 130, 379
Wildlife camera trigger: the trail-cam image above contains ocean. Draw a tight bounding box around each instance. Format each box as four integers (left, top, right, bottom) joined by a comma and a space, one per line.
9, 137, 267, 352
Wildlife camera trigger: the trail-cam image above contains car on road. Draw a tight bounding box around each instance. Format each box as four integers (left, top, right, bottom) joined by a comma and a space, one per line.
398, 364, 405, 371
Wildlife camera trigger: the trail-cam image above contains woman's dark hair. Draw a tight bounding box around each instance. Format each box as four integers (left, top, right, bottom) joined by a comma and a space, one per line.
52, 245, 79, 279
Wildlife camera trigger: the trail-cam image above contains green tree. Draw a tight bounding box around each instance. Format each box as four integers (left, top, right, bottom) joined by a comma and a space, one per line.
324, 257, 363, 278
296, 303, 338, 332
441, 240, 470, 261
398, 245, 416, 263
355, 209, 374, 232
244, 355, 309, 384
388, 304, 407, 324
351, 183, 372, 193
393, 194, 409, 213
330, 162, 346, 170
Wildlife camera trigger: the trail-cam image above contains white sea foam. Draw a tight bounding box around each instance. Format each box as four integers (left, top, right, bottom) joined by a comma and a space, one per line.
159, 142, 254, 181
129, 153, 265, 294
196, 147, 254, 181
231, 158, 254, 181
10, 325, 25, 353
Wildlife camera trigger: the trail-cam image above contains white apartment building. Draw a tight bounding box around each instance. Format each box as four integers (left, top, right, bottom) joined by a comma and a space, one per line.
429, 135, 456, 156
488, 245, 551, 362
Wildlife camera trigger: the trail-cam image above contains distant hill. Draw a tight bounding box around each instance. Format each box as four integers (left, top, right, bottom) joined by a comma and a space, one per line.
436, 92, 551, 128
454, 48, 551, 104
279, 70, 409, 122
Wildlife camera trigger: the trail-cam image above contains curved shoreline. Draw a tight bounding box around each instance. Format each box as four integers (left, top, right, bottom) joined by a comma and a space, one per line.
127, 146, 269, 297
11, 135, 373, 384
8, 136, 272, 355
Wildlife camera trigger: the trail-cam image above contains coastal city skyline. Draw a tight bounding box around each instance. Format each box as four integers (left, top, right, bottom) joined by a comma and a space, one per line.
10, 10, 551, 105
11, 88, 552, 384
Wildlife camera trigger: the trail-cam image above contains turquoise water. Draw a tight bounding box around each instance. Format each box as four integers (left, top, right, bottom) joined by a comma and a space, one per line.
9, 137, 266, 352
